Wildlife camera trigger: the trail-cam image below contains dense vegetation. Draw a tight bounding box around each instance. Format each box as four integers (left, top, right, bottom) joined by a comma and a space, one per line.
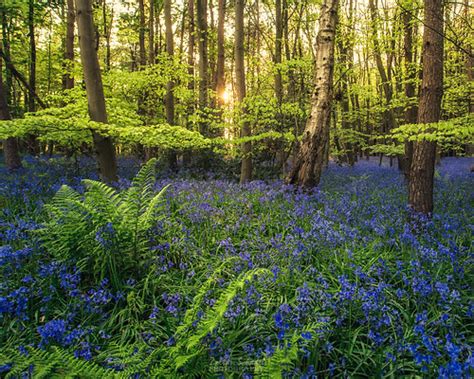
0, 156, 472, 377
0, 0, 473, 377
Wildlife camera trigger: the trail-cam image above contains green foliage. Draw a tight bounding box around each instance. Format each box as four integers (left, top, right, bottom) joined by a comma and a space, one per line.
0, 346, 116, 379
390, 115, 474, 153
162, 266, 273, 374
40, 159, 169, 289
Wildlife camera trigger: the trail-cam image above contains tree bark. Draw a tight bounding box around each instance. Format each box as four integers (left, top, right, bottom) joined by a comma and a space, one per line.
197, 0, 209, 135
400, 3, 418, 176
63, 0, 75, 89
368, 0, 397, 136
187, 0, 195, 102
103, 0, 113, 71
138, 0, 146, 67
0, 47, 46, 109
275, 0, 283, 105
75, 0, 117, 182
0, 61, 21, 170
215, 0, 225, 108
165, 0, 177, 169
28, 0, 36, 113
235, 0, 252, 183
149, 0, 155, 64
408, 0, 444, 215
26, 0, 40, 155
286, 0, 339, 188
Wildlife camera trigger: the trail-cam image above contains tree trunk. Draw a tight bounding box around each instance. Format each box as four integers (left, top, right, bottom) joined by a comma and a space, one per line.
338, 0, 355, 166
28, 0, 36, 113
464, 0, 473, 155
149, 0, 155, 64
235, 0, 252, 183
138, 0, 146, 67
215, 0, 225, 108
103, 0, 113, 71
183, 0, 195, 167
63, 0, 75, 89
274, 0, 283, 105
400, 3, 418, 176
286, 0, 339, 188
368, 0, 397, 136
187, 0, 195, 104
26, 0, 40, 155
408, 0, 444, 215
165, 0, 177, 169
0, 61, 21, 170
75, 0, 117, 182
197, 0, 209, 135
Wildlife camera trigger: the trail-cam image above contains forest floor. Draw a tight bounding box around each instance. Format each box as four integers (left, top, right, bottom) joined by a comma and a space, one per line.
0, 156, 472, 377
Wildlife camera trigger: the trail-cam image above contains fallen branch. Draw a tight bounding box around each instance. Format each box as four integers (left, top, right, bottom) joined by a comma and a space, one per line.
0, 47, 47, 109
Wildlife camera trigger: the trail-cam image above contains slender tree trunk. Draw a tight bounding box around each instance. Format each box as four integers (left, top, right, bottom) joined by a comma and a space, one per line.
75, 0, 117, 182
183, 0, 195, 167
27, 0, 40, 155
338, 0, 355, 166
138, 0, 146, 66
368, 0, 396, 136
286, 0, 339, 188
165, 0, 177, 169
187, 0, 195, 103
197, 0, 209, 135
464, 0, 473, 155
63, 0, 75, 89
235, 0, 252, 183
103, 0, 113, 71
215, 0, 225, 107
400, 4, 418, 176
149, 0, 155, 64
0, 61, 21, 170
408, 0, 444, 215
28, 0, 36, 113
274, 0, 283, 104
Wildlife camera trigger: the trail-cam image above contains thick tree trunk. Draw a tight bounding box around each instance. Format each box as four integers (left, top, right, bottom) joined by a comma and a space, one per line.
63, 0, 75, 89
215, 0, 225, 108
75, 0, 117, 182
286, 0, 338, 188
235, 0, 252, 183
0, 63, 21, 170
197, 0, 209, 135
408, 0, 444, 215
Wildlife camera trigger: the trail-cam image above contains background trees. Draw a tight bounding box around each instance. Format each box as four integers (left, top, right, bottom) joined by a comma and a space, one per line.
0, 0, 472, 211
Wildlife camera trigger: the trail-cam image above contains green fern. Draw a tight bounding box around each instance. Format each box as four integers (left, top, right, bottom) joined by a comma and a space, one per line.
162, 266, 273, 373
0, 346, 116, 379
39, 158, 169, 289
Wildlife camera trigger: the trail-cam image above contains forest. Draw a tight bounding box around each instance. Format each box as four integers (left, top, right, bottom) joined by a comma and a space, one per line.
0, 0, 473, 377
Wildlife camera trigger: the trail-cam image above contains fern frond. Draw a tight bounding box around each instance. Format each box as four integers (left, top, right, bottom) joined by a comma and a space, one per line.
167, 267, 272, 372
138, 184, 170, 230
0, 346, 116, 379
